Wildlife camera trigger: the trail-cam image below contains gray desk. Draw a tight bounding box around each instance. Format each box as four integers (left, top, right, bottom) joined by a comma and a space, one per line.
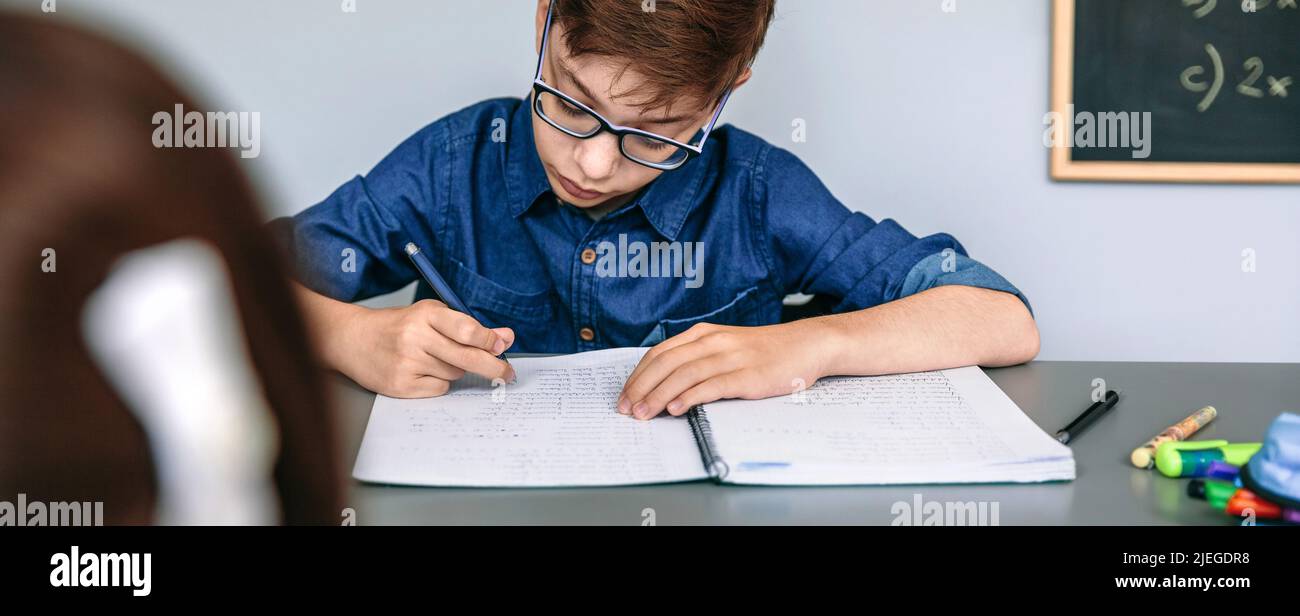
337, 361, 1299, 525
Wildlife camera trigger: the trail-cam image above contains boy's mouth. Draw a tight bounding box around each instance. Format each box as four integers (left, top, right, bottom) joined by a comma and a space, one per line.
557, 173, 605, 201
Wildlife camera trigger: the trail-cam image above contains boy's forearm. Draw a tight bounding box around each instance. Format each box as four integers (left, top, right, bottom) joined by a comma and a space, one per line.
291, 282, 363, 372
814, 285, 1039, 378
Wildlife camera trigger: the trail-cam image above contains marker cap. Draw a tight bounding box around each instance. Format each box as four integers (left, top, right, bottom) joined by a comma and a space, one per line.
1155, 440, 1227, 477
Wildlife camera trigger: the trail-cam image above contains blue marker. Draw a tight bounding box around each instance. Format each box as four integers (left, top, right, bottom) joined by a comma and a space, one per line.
404, 242, 510, 363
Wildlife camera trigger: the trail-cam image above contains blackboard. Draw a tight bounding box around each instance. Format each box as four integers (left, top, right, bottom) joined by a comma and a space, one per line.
1050, 0, 1300, 182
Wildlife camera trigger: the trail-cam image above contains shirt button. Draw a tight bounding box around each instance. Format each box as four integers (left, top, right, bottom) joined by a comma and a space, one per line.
579, 327, 595, 342
580, 248, 597, 265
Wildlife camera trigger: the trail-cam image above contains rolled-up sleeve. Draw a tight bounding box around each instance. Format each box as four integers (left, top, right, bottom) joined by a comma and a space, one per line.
756, 145, 1030, 314
267, 123, 444, 303
896, 251, 1031, 314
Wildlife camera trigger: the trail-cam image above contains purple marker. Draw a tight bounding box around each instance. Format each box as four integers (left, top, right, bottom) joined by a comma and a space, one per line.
1204, 460, 1240, 482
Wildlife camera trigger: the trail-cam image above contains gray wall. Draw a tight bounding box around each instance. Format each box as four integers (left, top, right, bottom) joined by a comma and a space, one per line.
11, 0, 1298, 362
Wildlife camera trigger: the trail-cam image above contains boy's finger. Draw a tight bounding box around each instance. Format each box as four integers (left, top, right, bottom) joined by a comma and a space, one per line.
429, 307, 500, 353
623, 326, 708, 387
491, 327, 516, 354
430, 330, 515, 382
663, 372, 736, 418
413, 350, 467, 381
392, 376, 452, 399
401, 327, 469, 380
619, 343, 705, 414
633, 355, 729, 420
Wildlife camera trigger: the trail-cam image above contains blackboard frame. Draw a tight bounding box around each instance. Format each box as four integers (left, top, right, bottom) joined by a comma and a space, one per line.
1049, 0, 1300, 183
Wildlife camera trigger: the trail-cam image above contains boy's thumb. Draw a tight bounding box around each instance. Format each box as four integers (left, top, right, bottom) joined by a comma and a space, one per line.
491, 327, 516, 353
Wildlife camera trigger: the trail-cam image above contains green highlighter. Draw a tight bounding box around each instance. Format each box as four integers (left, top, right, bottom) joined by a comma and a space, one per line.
1187, 479, 1238, 509
1154, 440, 1261, 478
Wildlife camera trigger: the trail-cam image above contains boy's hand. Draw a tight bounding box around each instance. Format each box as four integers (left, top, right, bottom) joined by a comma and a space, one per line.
617, 320, 832, 420
339, 299, 515, 398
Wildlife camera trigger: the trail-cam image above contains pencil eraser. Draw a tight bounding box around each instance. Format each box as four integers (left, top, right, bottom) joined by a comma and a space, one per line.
1130, 447, 1154, 469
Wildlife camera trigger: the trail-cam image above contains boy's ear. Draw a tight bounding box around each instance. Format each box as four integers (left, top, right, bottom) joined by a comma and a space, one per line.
535, 0, 551, 55
732, 67, 753, 91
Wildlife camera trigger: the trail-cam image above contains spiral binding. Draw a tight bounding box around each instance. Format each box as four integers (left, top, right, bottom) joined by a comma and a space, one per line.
686, 405, 729, 482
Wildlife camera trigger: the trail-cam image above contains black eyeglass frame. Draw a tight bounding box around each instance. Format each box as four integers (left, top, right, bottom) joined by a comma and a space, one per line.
530, 2, 732, 171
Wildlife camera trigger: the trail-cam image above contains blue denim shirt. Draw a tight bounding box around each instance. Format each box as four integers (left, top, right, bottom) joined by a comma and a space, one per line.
270, 97, 1029, 353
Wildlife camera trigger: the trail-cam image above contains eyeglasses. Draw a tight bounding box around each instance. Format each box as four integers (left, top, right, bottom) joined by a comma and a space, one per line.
530, 3, 731, 171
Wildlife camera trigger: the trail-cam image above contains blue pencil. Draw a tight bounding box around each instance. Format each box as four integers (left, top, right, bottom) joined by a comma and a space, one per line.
404, 242, 510, 363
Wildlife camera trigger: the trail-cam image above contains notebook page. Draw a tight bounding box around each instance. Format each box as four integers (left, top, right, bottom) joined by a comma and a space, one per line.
352, 347, 708, 487
702, 366, 1074, 485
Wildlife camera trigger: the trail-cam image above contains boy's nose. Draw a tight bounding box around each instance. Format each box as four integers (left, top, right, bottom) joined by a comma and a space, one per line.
572, 132, 620, 182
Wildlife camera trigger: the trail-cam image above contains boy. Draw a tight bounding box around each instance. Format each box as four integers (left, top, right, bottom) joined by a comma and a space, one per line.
272, 0, 1038, 421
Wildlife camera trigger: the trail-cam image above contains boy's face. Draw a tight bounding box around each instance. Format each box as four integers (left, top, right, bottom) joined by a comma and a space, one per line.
531, 1, 745, 211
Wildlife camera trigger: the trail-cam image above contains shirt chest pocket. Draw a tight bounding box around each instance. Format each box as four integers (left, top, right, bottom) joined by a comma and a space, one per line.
639, 285, 766, 346
447, 258, 556, 336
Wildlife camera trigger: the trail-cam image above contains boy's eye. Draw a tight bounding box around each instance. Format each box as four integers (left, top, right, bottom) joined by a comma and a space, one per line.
632, 135, 670, 151
559, 99, 587, 118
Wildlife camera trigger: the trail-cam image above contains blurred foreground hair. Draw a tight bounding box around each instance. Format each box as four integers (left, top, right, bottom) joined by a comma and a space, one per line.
0, 13, 343, 524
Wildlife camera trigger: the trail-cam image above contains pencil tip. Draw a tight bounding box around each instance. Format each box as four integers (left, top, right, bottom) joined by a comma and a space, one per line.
404, 242, 418, 256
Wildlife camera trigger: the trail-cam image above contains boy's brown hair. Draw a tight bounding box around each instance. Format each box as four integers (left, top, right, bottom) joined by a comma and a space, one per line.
554, 0, 776, 112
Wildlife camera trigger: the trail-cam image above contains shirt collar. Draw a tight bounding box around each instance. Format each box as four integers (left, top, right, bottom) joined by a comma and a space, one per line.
503, 96, 553, 219
503, 95, 712, 241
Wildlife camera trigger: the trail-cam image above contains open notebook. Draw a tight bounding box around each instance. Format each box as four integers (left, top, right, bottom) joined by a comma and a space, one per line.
352, 347, 1074, 487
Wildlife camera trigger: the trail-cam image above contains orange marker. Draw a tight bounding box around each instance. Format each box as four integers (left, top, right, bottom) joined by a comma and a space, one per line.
1225, 488, 1282, 520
